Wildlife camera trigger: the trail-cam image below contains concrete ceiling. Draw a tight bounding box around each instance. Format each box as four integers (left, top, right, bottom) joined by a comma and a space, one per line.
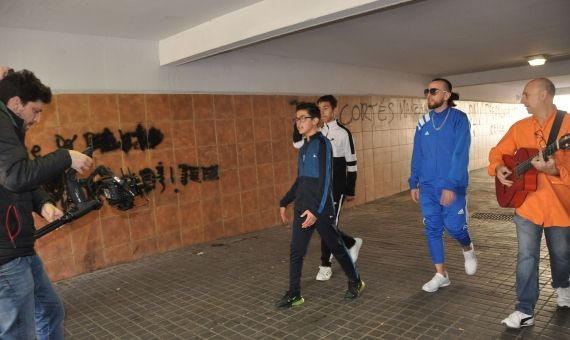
240, 0, 570, 76
1, 0, 569, 97
0, 0, 262, 40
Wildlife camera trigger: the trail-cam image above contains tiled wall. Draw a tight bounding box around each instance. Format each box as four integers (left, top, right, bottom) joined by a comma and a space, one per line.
28, 94, 522, 281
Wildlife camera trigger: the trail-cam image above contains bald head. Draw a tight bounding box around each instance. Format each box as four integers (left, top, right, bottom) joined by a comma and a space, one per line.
528, 78, 556, 97
521, 77, 556, 118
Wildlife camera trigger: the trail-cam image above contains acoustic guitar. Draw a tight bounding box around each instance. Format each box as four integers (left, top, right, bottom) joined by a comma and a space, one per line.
496, 134, 570, 208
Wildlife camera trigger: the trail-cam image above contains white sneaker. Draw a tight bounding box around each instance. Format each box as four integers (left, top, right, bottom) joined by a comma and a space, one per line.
501, 311, 534, 329
557, 287, 570, 308
463, 243, 477, 275
422, 272, 450, 292
349, 238, 363, 263
316, 266, 332, 281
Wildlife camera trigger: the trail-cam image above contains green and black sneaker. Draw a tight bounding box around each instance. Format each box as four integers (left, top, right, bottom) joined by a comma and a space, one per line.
344, 280, 366, 299
275, 291, 304, 308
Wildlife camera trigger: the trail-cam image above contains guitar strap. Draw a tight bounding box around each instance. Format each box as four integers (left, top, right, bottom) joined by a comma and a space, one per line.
547, 110, 567, 146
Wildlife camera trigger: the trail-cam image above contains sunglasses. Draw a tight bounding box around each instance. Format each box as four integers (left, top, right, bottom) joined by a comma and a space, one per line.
424, 88, 448, 96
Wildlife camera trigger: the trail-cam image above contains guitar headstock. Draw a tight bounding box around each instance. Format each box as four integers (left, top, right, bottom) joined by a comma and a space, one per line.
559, 134, 570, 150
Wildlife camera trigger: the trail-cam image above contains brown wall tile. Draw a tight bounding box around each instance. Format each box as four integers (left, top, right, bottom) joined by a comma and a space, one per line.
129, 210, 156, 241
179, 202, 202, 230
118, 94, 145, 124
220, 168, 240, 195
195, 120, 217, 147
146, 94, 172, 122
253, 118, 271, 142
193, 94, 214, 120
132, 238, 158, 260
255, 142, 273, 164
89, 94, 119, 124
235, 119, 254, 144
202, 221, 225, 241
252, 96, 270, 117
257, 164, 274, 188
169, 94, 193, 120
58, 94, 89, 125
222, 193, 241, 220
218, 144, 238, 170
172, 120, 196, 148
100, 215, 131, 248
157, 231, 181, 253
214, 95, 234, 119
155, 204, 180, 234
234, 95, 252, 118
239, 166, 258, 191
240, 190, 258, 216
215, 119, 236, 145
104, 244, 133, 266
237, 143, 256, 168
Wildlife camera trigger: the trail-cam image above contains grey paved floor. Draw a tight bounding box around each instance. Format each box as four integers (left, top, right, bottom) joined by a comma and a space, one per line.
57, 169, 570, 339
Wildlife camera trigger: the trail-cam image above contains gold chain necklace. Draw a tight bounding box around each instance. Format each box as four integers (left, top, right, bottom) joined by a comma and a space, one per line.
431, 108, 451, 131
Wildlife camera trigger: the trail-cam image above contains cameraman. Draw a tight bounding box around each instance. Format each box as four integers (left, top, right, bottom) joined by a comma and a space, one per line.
0, 69, 92, 340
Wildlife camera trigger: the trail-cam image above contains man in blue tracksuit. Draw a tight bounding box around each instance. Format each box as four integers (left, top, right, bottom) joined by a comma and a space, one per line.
409, 78, 478, 293
275, 102, 365, 308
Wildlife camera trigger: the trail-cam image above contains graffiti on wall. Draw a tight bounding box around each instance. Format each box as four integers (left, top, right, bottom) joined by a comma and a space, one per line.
30, 123, 220, 204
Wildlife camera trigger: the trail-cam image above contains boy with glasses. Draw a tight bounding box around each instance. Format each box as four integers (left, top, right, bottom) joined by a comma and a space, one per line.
409, 78, 477, 293
275, 102, 364, 308
293, 95, 362, 281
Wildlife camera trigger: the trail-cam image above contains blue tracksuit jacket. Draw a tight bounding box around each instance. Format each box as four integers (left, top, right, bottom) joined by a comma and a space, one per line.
408, 107, 471, 195
280, 132, 335, 217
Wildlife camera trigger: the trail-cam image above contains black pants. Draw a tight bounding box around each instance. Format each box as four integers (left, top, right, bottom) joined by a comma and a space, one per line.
289, 209, 359, 295
320, 195, 356, 267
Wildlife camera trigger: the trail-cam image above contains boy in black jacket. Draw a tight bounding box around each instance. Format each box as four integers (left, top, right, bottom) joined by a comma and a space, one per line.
275, 102, 365, 308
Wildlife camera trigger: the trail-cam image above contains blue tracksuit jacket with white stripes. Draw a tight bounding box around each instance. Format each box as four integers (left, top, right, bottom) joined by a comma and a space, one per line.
408, 107, 471, 195
280, 132, 335, 217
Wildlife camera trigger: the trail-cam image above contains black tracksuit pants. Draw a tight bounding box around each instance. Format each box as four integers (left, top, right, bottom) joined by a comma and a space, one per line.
289, 209, 359, 295
320, 194, 356, 267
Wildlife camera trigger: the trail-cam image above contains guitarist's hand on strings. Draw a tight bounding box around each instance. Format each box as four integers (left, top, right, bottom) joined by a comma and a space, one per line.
496, 165, 514, 187
532, 150, 560, 176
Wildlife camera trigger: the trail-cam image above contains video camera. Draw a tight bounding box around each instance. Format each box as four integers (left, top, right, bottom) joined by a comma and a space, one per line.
34, 147, 146, 239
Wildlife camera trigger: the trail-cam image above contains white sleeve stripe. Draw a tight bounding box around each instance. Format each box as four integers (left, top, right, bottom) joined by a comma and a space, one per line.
347, 165, 357, 172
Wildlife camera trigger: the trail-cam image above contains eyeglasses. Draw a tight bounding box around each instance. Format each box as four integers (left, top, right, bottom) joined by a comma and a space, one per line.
424, 88, 447, 96
293, 116, 313, 123
534, 129, 546, 149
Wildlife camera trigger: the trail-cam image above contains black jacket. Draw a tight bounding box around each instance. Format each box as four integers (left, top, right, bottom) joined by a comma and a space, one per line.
0, 101, 71, 266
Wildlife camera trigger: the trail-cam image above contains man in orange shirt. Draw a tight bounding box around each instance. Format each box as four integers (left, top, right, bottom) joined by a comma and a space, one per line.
489, 78, 570, 329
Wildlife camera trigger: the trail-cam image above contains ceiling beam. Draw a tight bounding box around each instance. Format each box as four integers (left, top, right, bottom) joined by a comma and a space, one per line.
158, 0, 412, 66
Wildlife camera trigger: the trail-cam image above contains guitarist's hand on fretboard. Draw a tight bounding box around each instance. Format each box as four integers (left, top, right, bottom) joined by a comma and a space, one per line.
496, 165, 514, 187
531, 150, 560, 176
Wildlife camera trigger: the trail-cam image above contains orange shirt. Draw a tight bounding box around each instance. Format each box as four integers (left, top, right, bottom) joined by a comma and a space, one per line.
488, 107, 570, 227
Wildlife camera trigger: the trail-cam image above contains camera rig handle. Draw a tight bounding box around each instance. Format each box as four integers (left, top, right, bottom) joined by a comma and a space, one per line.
34, 146, 103, 239
34, 145, 145, 239
34, 199, 102, 239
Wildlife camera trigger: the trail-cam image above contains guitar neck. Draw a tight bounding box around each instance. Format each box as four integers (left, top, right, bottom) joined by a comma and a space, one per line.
515, 142, 558, 176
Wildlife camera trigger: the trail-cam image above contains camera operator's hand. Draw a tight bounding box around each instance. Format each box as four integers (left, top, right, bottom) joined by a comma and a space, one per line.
41, 203, 64, 222
69, 150, 93, 174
